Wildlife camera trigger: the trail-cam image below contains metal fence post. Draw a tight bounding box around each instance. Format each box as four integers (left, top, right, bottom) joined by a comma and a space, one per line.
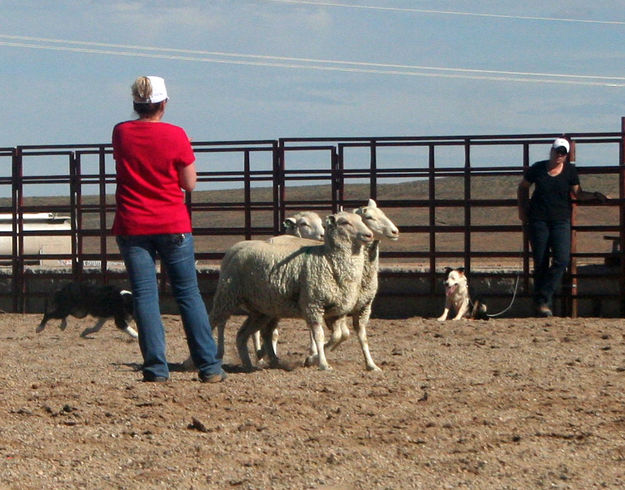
464, 138, 472, 274
275, 140, 285, 232
369, 139, 377, 202
620, 117, 625, 316
12, 147, 24, 312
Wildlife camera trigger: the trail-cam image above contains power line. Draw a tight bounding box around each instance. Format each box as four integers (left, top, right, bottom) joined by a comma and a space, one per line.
265, 0, 625, 26
1, 35, 623, 87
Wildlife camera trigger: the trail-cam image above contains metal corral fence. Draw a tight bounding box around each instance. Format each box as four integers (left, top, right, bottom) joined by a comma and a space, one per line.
1, 117, 624, 317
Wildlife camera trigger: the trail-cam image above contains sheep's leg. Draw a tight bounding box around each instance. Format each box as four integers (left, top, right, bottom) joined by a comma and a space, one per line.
310, 321, 331, 370
305, 316, 345, 366
270, 326, 279, 357
235, 316, 261, 371
353, 304, 381, 371
325, 316, 350, 352
340, 320, 350, 343
304, 329, 319, 367
210, 310, 230, 360
209, 279, 238, 361
252, 331, 263, 358
254, 319, 279, 360
260, 320, 281, 368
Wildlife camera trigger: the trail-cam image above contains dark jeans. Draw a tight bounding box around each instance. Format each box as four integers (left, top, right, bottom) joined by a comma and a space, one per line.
528, 220, 571, 309
117, 233, 222, 380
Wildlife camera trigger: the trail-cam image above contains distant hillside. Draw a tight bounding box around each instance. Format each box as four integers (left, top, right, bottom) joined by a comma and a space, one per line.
5, 175, 619, 262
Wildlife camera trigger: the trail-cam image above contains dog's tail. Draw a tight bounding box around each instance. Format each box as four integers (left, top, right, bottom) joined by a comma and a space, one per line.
471, 298, 489, 321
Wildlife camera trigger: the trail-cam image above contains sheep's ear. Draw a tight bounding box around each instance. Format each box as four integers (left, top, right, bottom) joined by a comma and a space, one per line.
325, 215, 337, 227
283, 217, 296, 229
367, 198, 377, 208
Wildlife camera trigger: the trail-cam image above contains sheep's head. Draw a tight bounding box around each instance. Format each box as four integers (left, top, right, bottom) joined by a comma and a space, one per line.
325, 211, 373, 247
353, 199, 399, 241
283, 211, 324, 241
282, 211, 324, 240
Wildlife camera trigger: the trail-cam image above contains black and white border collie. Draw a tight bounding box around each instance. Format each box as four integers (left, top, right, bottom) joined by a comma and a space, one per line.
437, 267, 488, 321
36, 282, 138, 339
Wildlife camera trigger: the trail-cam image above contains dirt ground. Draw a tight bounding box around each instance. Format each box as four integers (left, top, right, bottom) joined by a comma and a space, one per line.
1, 312, 624, 489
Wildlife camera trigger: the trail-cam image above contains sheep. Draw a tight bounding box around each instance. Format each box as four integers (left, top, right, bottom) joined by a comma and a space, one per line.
258, 199, 399, 371
181, 211, 324, 372
278, 211, 324, 241
259, 211, 324, 356
211, 211, 373, 371
305, 199, 399, 371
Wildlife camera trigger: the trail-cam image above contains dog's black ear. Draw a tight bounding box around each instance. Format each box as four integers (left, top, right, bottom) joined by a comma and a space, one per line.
457, 267, 465, 274
444, 267, 452, 274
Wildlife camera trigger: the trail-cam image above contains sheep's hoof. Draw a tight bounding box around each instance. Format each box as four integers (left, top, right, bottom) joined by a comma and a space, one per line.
304, 355, 318, 367
367, 364, 382, 372
318, 363, 333, 371
326, 340, 345, 352
324, 341, 336, 351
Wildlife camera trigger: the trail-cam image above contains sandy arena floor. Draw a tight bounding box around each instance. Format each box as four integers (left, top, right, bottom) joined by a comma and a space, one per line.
1, 313, 624, 489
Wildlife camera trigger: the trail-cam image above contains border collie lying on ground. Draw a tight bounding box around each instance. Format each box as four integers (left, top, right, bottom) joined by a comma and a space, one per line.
36, 282, 138, 339
437, 267, 488, 321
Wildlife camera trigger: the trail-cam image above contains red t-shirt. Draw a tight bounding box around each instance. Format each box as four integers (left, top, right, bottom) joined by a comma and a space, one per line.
111, 120, 195, 235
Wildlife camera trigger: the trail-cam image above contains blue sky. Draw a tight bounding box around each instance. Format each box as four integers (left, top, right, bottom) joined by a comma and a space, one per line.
2, 0, 624, 147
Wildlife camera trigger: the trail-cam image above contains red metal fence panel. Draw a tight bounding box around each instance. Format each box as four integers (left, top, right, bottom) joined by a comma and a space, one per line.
3, 120, 624, 317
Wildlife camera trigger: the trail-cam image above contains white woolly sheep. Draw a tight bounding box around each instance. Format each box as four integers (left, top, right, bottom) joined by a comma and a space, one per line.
305, 199, 399, 370
279, 211, 324, 241
212, 211, 373, 371
258, 199, 399, 371
181, 211, 325, 372
258, 211, 324, 357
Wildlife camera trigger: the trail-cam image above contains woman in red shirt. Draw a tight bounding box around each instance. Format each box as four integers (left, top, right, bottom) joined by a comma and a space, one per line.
113, 75, 224, 383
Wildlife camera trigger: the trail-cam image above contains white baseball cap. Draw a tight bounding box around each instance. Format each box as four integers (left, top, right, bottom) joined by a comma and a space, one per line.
134, 76, 168, 103
552, 137, 570, 153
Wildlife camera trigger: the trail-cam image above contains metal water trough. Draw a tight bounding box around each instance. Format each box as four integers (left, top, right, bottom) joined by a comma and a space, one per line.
0, 213, 71, 266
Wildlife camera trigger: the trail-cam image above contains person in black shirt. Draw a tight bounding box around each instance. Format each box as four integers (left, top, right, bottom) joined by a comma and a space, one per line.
517, 137, 607, 317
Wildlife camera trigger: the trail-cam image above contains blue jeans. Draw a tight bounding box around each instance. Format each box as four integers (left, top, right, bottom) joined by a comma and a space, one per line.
116, 233, 221, 380
528, 220, 571, 309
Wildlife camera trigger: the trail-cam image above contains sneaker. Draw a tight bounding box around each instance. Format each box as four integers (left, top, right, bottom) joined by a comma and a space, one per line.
537, 304, 553, 317
199, 371, 227, 383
